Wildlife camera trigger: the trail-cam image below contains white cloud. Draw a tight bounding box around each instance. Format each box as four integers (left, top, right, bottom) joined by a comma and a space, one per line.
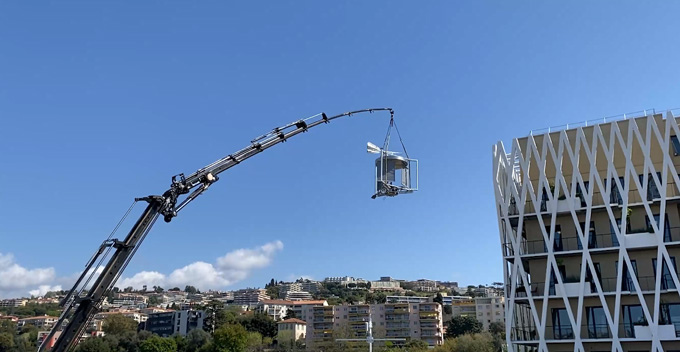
0, 240, 284, 298
29, 285, 63, 297
116, 240, 284, 290
0, 253, 57, 299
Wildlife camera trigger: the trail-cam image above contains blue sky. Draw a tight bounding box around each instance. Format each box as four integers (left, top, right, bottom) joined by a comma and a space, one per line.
1, 1, 680, 298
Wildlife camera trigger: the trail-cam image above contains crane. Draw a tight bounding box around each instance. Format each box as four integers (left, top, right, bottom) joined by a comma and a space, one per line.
39, 108, 403, 352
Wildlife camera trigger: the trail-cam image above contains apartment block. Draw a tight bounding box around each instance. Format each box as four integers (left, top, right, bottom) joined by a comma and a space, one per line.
307, 303, 444, 348
493, 111, 680, 351
284, 291, 314, 301
475, 297, 506, 330
233, 289, 270, 305
0, 299, 27, 308
277, 318, 307, 341
144, 310, 205, 337
18, 315, 58, 330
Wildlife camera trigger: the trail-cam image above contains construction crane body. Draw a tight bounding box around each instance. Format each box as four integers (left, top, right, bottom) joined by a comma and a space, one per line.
41, 108, 394, 352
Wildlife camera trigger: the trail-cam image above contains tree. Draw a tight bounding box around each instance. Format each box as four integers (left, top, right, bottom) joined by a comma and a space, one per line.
139, 335, 178, 352
238, 313, 277, 338
213, 324, 248, 352
443, 305, 453, 315
434, 292, 444, 305
186, 328, 212, 352
445, 316, 483, 338
452, 333, 495, 352
404, 339, 429, 352
282, 309, 297, 320
74, 336, 118, 352
488, 321, 505, 336
185, 285, 199, 294
0, 332, 15, 351
103, 314, 139, 336
148, 296, 162, 306
0, 320, 17, 334
245, 331, 263, 351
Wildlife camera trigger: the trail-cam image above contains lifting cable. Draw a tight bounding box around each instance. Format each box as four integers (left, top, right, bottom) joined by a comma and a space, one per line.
381, 112, 410, 159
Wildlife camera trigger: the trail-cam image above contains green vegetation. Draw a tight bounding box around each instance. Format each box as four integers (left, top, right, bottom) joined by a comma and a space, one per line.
102, 314, 139, 335
0, 303, 61, 318
445, 316, 483, 338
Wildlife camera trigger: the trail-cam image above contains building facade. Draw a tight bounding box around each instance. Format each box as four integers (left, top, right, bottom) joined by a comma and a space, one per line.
307, 302, 444, 348
233, 289, 270, 305
493, 111, 680, 351
145, 310, 205, 337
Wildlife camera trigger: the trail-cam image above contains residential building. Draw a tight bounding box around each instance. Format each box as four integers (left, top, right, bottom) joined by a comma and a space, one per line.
0, 315, 19, 322
493, 111, 680, 351
285, 291, 314, 301
90, 311, 147, 332
386, 296, 430, 304
475, 297, 505, 330
412, 279, 438, 292
307, 302, 444, 348
112, 293, 147, 308
144, 310, 205, 337
288, 300, 328, 322
324, 276, 367, 286
280, 281, 322, 298
370, 280, 402, 291
256, 300, 291, 320
438, 281, 460, 292
0, 299, 27, 308
450, 299, 477, 319
277, 318, 307, 341
18, 315, 58, 330
233, 289, 270, 305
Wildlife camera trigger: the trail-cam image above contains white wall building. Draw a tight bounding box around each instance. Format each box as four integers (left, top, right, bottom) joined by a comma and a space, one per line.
493, 111, 680, 351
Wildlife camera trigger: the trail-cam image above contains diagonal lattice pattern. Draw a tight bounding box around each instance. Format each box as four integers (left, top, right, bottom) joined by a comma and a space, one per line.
493, 112, 680, 352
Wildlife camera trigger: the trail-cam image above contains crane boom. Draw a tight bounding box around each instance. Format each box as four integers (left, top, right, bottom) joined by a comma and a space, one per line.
40, 108, 394, 352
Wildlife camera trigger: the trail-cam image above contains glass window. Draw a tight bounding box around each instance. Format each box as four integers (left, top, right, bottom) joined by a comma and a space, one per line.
652, 256, 677, 290
616, 260, 638, 291
607, 177, 624, 204
586, 306, 609, 338
579, 221, 597, 249
609, 219, 622, 247
546, 225, 563, 251
646, 214, 672, 242
638, 172, 661, 200
622, 305, 644, 338
551, 308, 573, 339
671, 136, 680, 156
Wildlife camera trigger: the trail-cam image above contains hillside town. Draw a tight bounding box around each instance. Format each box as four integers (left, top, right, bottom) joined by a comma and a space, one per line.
0, 276, 505, 351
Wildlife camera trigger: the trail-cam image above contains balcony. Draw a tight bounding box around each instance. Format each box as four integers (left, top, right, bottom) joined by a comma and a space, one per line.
546, 197, 581, 213
631, 324, 676, 340
554, 281, 592, 297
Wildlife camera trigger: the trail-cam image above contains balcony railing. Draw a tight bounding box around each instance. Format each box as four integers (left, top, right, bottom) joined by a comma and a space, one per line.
504, 227, 680, 257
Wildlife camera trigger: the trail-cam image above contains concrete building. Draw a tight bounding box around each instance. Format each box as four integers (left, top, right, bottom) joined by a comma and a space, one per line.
233, 289, 270, 305
18, 315, 58, 330
412, 279, 439, 292
256, 300, 291, 320
145, 310, 205, 337
370, 280, 402, 291
279, 281, 322, 298
277, 318, 307, 341
450, 299, 477, 319
307, 302, 444, 348
0, 299, 27, 308
475, 297, 506, 330
493, 111, 680, 351
284, 291, 314, 301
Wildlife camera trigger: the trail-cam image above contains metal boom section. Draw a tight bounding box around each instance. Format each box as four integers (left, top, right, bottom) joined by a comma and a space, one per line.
40, 108, 393, 352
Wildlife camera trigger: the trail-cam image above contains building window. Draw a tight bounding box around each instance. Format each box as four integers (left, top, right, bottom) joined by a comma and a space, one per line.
646, 213, 672, 242
615, 260, 638, 291
551, 308, 573, 339
622, 305, 646, 338
607, 177, 624, 205
578, 221, 597, 249
671, 136, 680, 156
546, 225, 563, 251
652, 256, 677, 290
639, 172, 662, 200
586, 307, 609, 338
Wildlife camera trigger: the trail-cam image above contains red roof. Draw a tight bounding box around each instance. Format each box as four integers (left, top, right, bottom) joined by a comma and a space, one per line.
278, 318, 306, 325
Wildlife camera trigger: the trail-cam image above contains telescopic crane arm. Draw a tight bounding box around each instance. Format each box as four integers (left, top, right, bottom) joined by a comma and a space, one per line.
41, 108, 394, 352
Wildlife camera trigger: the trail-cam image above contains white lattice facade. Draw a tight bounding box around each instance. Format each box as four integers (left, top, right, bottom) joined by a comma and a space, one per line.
493, 112, 680, 352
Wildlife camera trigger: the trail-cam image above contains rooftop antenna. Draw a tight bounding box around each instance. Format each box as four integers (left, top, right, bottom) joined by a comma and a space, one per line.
369, 111, 418, 199
336, 314, 406, 352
